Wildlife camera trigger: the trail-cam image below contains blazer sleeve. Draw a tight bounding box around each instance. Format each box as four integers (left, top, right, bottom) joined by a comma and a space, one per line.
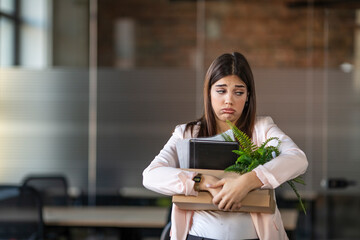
142, 124, 198, 196
253, 116, 308, 189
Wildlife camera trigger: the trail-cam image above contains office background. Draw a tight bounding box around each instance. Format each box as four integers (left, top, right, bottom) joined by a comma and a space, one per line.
1, 0, 360, 239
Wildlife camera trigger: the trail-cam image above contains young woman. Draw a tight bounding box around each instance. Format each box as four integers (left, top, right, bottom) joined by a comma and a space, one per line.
143, 52, 308, 240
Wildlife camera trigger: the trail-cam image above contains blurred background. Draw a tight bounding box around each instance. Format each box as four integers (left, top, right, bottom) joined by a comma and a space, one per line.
0, 0, 360, 239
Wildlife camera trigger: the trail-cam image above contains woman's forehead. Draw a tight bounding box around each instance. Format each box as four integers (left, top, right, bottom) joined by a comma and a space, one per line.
214, 75, 246, 86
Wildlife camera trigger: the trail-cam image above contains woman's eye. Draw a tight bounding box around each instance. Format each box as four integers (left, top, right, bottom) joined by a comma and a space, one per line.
216, 90, 226, 94
235, 92, 245, 96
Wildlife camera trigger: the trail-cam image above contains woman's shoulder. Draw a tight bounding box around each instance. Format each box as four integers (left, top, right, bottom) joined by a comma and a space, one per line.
253, 115, 291, 144
255, 116, 275, 126
173, 121, 201, 139
253, 116, 277, 141
173, 124, 187, 135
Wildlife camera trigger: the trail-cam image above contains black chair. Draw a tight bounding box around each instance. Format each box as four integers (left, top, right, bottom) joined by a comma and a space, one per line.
160, 205, 172, 240
0, 185, 44, 240
160, 221, 171, 240
22, 175, 71, 240
22, 175, 70, 206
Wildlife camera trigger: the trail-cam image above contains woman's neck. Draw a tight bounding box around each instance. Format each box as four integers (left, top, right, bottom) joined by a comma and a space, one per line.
216, 121, 231, 134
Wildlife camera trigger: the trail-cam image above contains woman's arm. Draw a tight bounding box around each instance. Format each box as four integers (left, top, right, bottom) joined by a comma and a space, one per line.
253, 116, 308, 189
142, 125, 199, 196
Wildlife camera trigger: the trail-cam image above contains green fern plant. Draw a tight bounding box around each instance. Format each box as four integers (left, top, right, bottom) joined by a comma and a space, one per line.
222, 120, 306, 214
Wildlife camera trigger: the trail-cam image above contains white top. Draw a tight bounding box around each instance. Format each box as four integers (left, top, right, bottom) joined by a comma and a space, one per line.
184, 129, 258, 239
189, 211, 258, 240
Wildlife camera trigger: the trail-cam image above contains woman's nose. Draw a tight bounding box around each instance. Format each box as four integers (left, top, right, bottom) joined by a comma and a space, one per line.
225, 93, 233, 105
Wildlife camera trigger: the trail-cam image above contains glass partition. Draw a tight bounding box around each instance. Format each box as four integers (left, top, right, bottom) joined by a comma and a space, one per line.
0, 0, 90, 197
96, 0, 198, 195
321, 8, 360, 240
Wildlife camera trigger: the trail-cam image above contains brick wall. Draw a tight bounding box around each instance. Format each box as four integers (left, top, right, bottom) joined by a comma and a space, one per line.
98, 0, 354, 68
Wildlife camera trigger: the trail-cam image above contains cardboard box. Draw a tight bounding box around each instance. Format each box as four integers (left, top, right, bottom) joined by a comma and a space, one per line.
172, 169, 275, 213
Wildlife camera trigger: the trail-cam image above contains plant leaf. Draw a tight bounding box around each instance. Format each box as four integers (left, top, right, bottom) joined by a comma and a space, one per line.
287, 180, 307, 214
292, 176, 306, 185
226, 120, 258, 155
224, 164, 244, 174
259, 137, 281, 150
221, 133, 234, 142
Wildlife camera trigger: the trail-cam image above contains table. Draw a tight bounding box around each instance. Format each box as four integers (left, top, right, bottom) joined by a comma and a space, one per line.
44, 206, 297, 230
43, 206, 169, 228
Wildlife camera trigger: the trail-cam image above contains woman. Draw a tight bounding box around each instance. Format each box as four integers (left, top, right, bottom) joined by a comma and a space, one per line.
143, 52, 308, 240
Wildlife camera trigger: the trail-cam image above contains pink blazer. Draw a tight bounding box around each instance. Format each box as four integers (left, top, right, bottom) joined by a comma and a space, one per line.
143, 116, 308, 240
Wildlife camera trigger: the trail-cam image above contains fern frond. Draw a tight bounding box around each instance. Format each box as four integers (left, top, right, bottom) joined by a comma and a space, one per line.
292, 176, 306, 185
232, 150, 245, 156
259, 137, 281, 150
224, 164, 244, 174
287, 180, 306, 214
265, 146, 280, 158
235, 154, 252, 165
248, 159, 260, 171
226, 120, 257, 154
221, 133, 234, 142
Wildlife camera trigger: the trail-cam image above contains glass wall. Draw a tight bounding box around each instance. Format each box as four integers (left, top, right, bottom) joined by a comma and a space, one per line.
95, 0, 198, 195
320, 8, 360, 239
0, 0, 90, 195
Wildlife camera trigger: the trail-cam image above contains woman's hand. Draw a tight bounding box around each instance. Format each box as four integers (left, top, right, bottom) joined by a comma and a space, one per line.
198, 174, 222, 197
209, 171, 263, 211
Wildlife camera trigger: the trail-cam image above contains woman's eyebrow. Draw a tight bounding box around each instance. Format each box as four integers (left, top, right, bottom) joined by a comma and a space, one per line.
215, 84, 246, 88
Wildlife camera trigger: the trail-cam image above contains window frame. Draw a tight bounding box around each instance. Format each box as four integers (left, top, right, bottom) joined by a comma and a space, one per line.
0, 0, 20, 65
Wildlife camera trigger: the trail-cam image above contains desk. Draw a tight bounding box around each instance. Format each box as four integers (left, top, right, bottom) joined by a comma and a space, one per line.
44, 206, 297, 230
43, 206, 169, 228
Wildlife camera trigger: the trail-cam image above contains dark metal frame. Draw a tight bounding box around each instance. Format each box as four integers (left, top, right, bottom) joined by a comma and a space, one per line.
0, 0, 21, 65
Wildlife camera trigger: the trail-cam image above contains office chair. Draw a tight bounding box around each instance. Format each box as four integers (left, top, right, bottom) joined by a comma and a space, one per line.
0, 185, 44, 240
22, 175, 70, 206
160, 222, 171, 240
22, 175, 71, 240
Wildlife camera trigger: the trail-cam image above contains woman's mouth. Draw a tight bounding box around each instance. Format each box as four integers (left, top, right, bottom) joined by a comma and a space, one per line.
222, 108, 235, 114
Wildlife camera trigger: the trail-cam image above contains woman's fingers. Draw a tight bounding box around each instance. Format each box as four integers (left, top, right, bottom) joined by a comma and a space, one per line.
223, 200, 234, 211
217, 197, 229, 210
231, 202, 242, 211
218, 199, 226, 210
216, 194, 233, 210
218, 198, 239, 211
212, 191, 223, 205
217, 197, 242, 211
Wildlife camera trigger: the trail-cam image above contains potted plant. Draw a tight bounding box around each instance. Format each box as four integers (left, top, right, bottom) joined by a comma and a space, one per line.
222, 120, 306, 214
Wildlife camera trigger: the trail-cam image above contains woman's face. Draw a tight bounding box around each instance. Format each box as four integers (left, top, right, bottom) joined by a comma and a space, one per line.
210, 75, 248, 131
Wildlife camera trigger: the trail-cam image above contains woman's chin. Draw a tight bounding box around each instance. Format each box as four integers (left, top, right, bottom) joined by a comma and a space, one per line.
221, 116, 239, 123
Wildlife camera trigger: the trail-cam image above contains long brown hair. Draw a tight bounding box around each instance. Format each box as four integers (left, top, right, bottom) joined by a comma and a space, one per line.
186, 52, 256, 138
